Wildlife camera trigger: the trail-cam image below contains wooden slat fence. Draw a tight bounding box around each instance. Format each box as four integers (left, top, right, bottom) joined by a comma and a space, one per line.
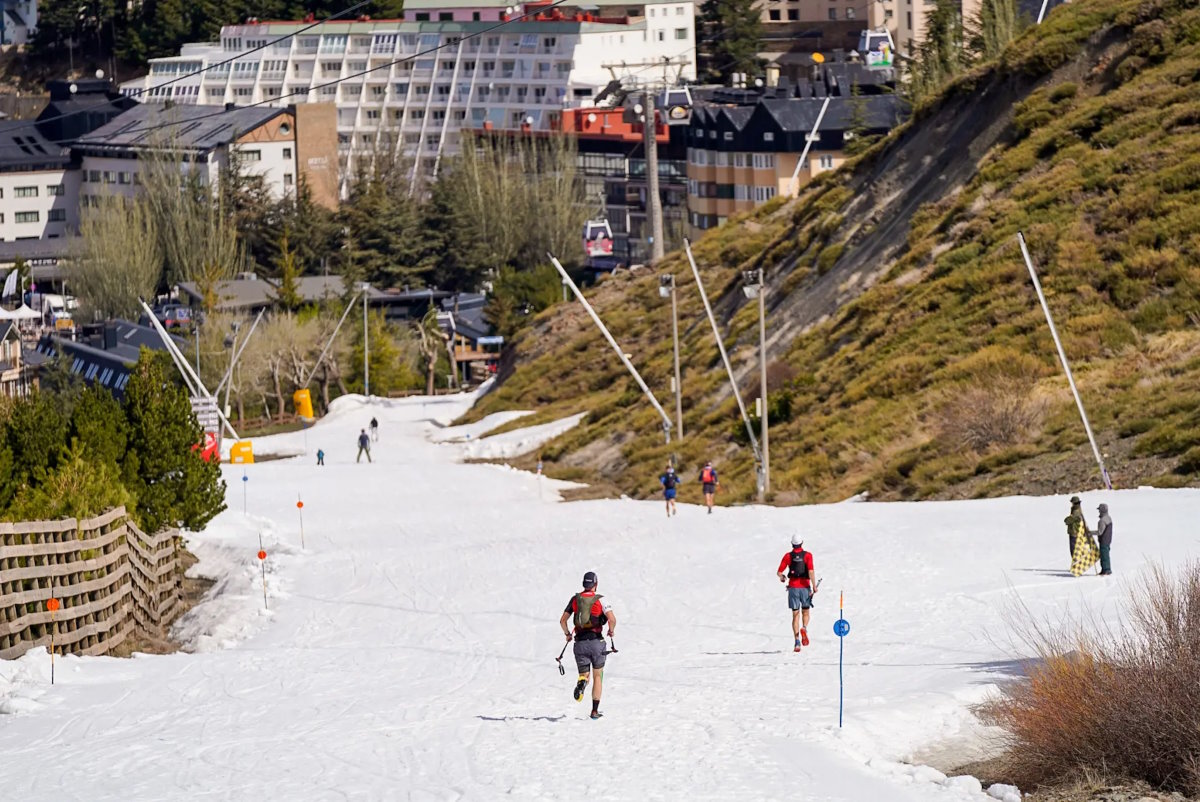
0, 507, 183, 660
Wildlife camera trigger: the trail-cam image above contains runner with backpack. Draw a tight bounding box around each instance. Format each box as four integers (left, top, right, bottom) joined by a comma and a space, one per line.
776, 535, 818, 653
559, 571, 616, 719
659, 465, 681, 517
699, 461, 719, 514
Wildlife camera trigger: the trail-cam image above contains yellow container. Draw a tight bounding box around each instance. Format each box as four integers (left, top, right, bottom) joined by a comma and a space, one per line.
230, 441, 254, 464
293, 388, 315, 420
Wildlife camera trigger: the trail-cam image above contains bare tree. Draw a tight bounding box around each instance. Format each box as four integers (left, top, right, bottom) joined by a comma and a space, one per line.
69, 196, 162, 321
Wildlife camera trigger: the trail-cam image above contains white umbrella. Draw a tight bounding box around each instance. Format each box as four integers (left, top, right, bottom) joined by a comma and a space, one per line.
11, 304, 39, 320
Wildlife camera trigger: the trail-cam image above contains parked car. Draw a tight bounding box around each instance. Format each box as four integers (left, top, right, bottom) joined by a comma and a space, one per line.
154, 304, 193, 329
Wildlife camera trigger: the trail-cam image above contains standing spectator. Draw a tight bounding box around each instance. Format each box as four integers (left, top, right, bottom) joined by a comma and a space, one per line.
316, 448, 325, 466
1090, 503, 1113, 576
1064, 496, 1086, 561
356, 429, 372, 463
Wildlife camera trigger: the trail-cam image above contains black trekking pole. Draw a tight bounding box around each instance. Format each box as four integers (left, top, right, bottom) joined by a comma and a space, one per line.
607, 636, 618, 655
556, 641, 569, 675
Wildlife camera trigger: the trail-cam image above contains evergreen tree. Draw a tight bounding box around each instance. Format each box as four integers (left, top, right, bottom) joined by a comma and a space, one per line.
338, 166, 431, 288
969, 0, 1020, 61
699, 0, 764, 82
275, 230, 303, 312
345, 311, 421, 394
4, 392, 68, 491
424, 167, 491, 293
70, 384, 129, 470
122, 350, 226, 532
6, 443, 133, 522
912, 0, 967, 102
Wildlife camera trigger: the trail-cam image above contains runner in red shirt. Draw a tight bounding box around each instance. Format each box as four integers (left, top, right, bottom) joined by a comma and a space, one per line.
559, 571, 616, 719
776, 535, 817, 652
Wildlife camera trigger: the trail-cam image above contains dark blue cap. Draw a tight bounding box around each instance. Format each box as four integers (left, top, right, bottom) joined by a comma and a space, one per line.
582, 571, 597, 589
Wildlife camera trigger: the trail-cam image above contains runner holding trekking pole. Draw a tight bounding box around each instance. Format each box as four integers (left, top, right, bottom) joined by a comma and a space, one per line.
559, 571, 616, 720
699, 461, 719, 514
777, 535, 817, 653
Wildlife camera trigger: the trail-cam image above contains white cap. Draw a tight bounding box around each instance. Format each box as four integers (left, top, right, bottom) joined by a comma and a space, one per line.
791, 534, 803, 546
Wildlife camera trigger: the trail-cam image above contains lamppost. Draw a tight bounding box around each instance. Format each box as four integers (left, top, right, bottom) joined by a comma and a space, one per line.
659, 274, 683, 441
357, 282, 370, 398
223, 320, 241, 419
742, 269, 769, 495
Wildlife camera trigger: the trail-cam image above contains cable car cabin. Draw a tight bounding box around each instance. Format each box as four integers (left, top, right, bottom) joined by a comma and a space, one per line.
583, 219, 614, 259
858, 28, 895, 69
659, 87, 693, 125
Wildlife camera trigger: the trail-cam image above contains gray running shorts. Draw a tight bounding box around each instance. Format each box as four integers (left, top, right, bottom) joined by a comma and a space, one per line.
788, 587, 812, 610
573, 638, 607, 673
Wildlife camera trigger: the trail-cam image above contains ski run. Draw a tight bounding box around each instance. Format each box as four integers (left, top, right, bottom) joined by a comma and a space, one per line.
1, 389, 1197, 801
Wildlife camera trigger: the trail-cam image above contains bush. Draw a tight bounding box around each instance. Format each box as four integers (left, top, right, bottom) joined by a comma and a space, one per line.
936, 365, 1047, 451
981, 562, 1200, 795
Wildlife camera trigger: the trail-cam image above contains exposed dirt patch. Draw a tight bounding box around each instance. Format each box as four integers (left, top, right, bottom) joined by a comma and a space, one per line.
109, 550, 215, 657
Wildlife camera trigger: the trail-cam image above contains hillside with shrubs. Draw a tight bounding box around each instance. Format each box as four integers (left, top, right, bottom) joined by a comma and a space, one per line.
469, 0, 1200, 503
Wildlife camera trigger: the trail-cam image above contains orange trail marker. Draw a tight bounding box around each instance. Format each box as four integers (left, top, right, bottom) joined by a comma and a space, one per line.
297, 495, 306, 549
256, 548, 268, 609
47, 597, 60, 684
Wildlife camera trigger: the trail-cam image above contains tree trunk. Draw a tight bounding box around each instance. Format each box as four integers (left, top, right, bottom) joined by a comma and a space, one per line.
272, 366, 286, 420
425, 357, 436, 396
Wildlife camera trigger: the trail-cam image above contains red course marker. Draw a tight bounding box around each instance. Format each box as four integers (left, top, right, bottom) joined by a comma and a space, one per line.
257, 550, 267, 560
47, 598, 60, 612
296, 500, 304, 509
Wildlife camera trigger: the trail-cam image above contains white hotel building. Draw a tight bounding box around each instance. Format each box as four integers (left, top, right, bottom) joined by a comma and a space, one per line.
119, 0, 696, 182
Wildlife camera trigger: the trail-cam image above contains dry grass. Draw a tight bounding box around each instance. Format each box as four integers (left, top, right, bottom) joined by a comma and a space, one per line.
982, 562, 1200, 795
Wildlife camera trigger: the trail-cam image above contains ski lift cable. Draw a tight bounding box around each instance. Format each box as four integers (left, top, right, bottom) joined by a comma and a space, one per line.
60, 0, 578, 143
301, 289, 364, 387
213, 307, 266, 397
0, 0, 373, 148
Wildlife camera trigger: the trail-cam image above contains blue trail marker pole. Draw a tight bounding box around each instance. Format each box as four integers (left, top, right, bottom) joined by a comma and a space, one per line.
834, 591, 850, 728
242, 469, 248, 515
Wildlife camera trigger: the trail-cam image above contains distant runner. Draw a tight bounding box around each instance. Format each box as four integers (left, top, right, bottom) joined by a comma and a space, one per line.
370, 417, 379, 442
316, 448, 325, 466
560, 571, 616, 720
699, 461, 719, 514
659, 465, 680, 517
777, 535, 817, 652
356, 429, 372, 463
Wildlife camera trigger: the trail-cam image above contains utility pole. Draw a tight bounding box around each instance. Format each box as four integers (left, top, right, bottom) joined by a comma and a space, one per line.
361, 284, 370, 398
644, 88, 665, 264
660, 275, 684, 440
758, 275, 770, 495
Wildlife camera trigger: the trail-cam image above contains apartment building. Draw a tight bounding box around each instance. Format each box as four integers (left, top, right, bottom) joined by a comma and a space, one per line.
119, 0, 697, 182
73, 102, 339, 208
686, 68, 903, 231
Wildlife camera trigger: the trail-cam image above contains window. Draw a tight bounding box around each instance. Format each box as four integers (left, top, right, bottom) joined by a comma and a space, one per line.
657, 30, 665, 41
846, 6, 855, 18
787, 9, 799, 19
48, 209, 66, 222
768, 9, 780, 19
283, 147, 292, 159
734, 185, 750, 200
371, 85, 386, 97
715, 151, 728, 166
439, 12, 453, 20
828, 8, 837, 18
394, 82, 409, 94
473, 12, 481, 20
907, 11, 912, 27
235, 87, 252, 97
723, 131, 733, 141
322, 61, 341, 73
89, 170, 100, 182
676, 5, 685, 13
410, 109, 425, 120
819, 154, 835, 168
242, 150, 262, 162
763, 132, 774, 142
14, 211, 38, 224
118, 172, 131, 184
675, 27, 688, 38
14, 186, 37, 198
283, 173, 294, 186
366, 109, 381, 120
415, 12, 429, 21
208, 88, 224, 98
734, 152, 746, 167
102, 171, 116, 183
753, 186, 776, 202
47, 184, 64, 196
752, 153, 775, 169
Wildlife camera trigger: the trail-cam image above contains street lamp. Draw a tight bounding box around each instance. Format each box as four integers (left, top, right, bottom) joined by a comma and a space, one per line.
357, 282, 370, 398
659, 274, 684, 441
742, 269, 769, 495
223, 320, 241, 419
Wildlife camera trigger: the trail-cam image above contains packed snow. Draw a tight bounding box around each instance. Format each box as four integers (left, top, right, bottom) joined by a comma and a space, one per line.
1, 390, 1198, 801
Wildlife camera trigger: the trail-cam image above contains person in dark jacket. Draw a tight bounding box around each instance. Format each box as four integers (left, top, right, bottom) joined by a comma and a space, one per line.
356, 429, 372, 463
1089, 503, 1113, 575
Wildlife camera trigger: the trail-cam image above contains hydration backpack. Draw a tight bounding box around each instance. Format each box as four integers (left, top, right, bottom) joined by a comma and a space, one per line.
701, 467, 714, 483
573, 593, 604, 630
788, 550, 809, 580
663, 473, 677, 490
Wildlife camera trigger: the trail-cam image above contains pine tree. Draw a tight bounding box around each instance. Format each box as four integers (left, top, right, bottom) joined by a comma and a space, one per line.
275, 230, 303, 312
970, 0, 1020, 61
122, 350, 226, 532
4, 392, 68, 490
912, 0, 967, 102
699, 0, 764, 82
70, 384, 129, 470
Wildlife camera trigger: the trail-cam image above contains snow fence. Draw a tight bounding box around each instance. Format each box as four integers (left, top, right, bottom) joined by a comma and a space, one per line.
0, 507, 183, 659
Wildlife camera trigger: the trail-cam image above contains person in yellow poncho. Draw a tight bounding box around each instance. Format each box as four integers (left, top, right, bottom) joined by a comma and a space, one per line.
1064, 496, 1099, 576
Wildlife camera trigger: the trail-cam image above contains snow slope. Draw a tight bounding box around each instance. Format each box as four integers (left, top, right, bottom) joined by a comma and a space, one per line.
1, 392, 1198, 802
